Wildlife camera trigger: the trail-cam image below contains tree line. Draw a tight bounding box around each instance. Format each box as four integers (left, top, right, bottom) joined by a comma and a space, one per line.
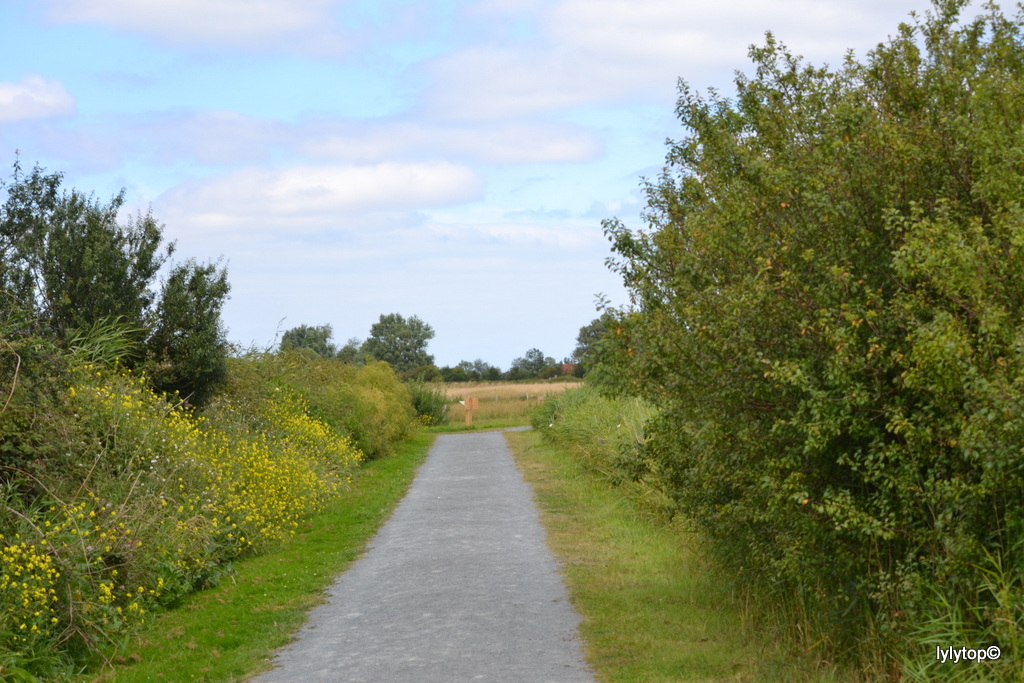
278, 316, 596, 381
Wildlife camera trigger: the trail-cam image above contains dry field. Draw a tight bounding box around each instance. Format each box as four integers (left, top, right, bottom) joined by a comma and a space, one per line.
432, 380, 583, 429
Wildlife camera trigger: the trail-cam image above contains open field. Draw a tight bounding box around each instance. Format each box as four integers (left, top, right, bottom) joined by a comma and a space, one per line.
432, 380, 583, 430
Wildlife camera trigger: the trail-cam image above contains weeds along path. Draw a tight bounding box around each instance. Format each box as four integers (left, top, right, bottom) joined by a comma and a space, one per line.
251, 428, 595, 683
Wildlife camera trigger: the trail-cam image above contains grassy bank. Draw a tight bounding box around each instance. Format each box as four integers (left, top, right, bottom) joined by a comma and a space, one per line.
81, 431, 435, 683
506, 428, 846, 682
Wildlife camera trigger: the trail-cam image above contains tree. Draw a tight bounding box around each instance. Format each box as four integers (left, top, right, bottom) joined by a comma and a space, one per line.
0, 160, 170, 339
597, 1, 1024, 666
361, 313, 435, 373
279, 324, 337, 357
508, 348, 556, 379
572, 316, 610, 374
146, 259, 230, 406
0, 158, 231, 406
336, 337, 367, 365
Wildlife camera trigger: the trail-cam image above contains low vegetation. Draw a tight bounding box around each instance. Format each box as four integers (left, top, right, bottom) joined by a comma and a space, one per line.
510, 423, 843, 682
438, 380, 581, 431
0, 337, 417, 680
81, 431, 434, 682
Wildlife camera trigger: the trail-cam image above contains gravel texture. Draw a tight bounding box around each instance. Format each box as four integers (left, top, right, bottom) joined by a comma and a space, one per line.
251, 428, 596, 683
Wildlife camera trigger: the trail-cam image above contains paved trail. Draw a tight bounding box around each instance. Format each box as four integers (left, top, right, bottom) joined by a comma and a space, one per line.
252, 429, 596, 683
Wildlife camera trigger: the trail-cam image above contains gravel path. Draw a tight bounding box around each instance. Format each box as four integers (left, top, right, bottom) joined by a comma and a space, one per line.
251, 428, 596, 683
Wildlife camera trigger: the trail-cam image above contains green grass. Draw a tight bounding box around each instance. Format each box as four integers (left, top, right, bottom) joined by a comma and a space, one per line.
79, 431, 436, 683
425, 418, 530, 433
505, 429, 847, 682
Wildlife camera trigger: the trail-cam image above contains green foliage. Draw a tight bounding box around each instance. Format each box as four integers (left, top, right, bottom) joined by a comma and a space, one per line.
508, 348, 558, 379
533, 386, 661, 512
572, 316, 610, 373
361, 313, 435, 373
279, 323, 337, 358
0, 362, 362, 678
145, 259, 230, 407
226, 351, 416, 459
0, 159, 230, 408
597, 1, 1024, 672
406, 381, 449, 426
0, 161, 168, 340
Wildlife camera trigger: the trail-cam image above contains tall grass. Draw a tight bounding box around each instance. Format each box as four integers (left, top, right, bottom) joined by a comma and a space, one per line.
532, 385, 667, 515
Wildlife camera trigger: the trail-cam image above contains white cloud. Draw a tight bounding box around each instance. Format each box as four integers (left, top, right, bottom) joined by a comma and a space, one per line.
46, 0, 346, 52
426, 220, 595, 249
0, 75, 75, 123
425, 0, 959, 120
156, 162, 483, 233
60, 109, 602, 167
302, 119, 602, 164
140, 110, 285, 165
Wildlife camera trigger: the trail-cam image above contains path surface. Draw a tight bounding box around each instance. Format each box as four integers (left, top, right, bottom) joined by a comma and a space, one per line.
251, 429, 596, 683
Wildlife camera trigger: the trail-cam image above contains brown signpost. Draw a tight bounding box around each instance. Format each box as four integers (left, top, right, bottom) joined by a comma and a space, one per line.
464, 397, 479, 426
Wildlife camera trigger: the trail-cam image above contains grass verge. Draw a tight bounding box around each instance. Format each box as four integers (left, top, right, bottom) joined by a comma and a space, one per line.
79, 431, 436, 683
505, 429, 843, 683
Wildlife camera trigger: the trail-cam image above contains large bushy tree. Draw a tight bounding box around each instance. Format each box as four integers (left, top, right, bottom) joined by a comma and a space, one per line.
0, 160, 168, 339
361, 313, 435, 373
597, 0, 1024, 665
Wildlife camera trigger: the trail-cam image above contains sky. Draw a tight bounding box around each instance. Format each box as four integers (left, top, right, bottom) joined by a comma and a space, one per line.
0, 0, 979, 369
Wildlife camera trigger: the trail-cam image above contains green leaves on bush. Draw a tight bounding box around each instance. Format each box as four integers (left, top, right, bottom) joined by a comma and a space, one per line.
596, 1, 1024, 673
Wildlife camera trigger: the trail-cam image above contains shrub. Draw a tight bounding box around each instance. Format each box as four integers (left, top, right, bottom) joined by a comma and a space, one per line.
597, 2, 1024, 672
406, 381, 449, 426
224, 351, 415, 458
533, 386, 660, 513
0, 363, 362, 677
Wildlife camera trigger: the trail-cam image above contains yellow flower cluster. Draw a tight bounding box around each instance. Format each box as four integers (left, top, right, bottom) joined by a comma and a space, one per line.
2, 359, 381, 674
64, 365, 363, 574
0, 537, 60, 644
185, 391, 363, 548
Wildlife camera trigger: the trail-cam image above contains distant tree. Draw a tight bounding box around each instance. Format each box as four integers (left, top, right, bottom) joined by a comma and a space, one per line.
406, 364, 442, 381
336, 337, 367, 365
508, 348, 556, 379
439, 365, 468, 382
457, 360, 479, 380
361, 313, 435, 373
280, 323, 337, 357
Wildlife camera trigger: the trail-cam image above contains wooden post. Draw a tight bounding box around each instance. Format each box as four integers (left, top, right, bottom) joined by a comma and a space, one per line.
465, 397, 479, 426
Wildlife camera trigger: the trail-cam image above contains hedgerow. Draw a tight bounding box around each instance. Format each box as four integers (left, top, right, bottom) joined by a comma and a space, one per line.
596, 2, 1024, 677
0, 362, 364, 678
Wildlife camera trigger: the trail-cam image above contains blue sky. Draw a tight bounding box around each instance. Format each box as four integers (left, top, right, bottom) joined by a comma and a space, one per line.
0, 0, 970, 368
